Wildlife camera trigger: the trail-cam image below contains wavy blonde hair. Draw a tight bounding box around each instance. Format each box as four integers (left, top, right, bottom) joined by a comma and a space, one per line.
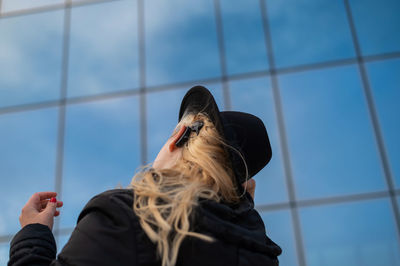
130, 113, 241, 266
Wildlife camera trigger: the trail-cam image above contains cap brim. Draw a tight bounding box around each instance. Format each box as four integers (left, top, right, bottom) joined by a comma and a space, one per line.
178, 85, 224, 136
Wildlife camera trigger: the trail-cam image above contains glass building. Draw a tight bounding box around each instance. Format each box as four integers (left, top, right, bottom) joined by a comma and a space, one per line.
0, 0, 399, 265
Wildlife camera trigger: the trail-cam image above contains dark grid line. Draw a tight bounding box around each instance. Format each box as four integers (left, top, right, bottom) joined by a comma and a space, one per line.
53, 0, 72, 242
213, 0, 231, 110
0, 2, 399, 265
256, 190, 395, 212
0, 0, 123, 19
344, 0, 400, 243
259, 1, 306, 265
138, 0, 147, 165
0, 2, 66, 18
1, 51, 399, 117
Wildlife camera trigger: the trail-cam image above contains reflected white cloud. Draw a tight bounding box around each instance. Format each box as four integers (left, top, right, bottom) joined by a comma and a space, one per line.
266, 0, 355, 67
0, 11, 63, 107
68, 0, 139, 97
0, 109, 57, 235
2, 0, 63, 13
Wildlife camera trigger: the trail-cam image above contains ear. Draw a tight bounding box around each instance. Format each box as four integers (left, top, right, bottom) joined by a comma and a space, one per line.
169, 126, 187, 152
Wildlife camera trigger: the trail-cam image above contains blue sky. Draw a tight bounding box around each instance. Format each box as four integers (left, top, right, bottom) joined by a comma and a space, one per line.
0, 0, 399, 265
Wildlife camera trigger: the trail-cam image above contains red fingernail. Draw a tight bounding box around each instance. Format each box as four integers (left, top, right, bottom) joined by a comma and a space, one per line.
50, 197, 57, 203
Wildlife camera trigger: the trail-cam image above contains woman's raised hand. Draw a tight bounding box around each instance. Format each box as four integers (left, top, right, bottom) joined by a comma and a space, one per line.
19, 192, 63, 230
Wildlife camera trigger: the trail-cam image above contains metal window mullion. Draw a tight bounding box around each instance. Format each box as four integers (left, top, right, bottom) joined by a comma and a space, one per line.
344, 0, 400, 243
138, 0, 147, 165
259, 1, 306, 265
213, 0, 231, 111
1, 52, 400, 116
53, 0, 71, 242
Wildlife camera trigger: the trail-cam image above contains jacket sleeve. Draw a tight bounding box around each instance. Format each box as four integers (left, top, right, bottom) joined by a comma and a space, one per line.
9, 190, 139, 266
8, 223, 57, 266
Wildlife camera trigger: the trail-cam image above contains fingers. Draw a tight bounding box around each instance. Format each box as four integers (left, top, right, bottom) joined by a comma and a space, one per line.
40, 199, 63, 210
37, 192, 58, 201
43, 198, 57, 216
27, 192, 57, 208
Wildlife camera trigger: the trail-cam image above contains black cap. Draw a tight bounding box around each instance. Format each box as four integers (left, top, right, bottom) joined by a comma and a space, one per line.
178, 85, 272, 185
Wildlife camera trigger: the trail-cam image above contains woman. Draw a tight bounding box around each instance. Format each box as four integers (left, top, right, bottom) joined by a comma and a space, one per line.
9, 86, 282, 266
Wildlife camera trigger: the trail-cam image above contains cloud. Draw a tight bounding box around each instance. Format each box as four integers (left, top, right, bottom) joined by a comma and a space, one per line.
2, 0, 63, 13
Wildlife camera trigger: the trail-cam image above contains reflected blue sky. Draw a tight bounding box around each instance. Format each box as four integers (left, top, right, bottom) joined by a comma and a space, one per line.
0, 108, 58, 235
0, 243, 9, 266
350, 0, 400, 55
61, 96, 140, 228
266, 0, 355, 68
145, 0, 221, 86
367, 58, 400, 187
220, 0, 269, 75
301, 199, 400, 266
261, 210, 298, 266
68, 0, 139, 98
1, 0, 63, 12
1, 0, 399, 265
0, 10, 63, 107
280, 65, 386, 199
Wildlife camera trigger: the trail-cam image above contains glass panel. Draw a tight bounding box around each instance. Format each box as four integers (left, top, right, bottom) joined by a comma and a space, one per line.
0, 108, 58, 235
349, 0, 400, 56
265, 0, 355, 68
68, 0, 139, 98
367, 58, 400, 187
145, 0, 220, 86
220, 0, 269, 75
60, 96, 140, 228
146, 85, 224, 163
0, 243, 9, 266
56, 231, 73, 254
229, 77, 287, 204
300, 198, 400, 266
1, 0, 63, 13
260, 210, 298, 266
0, 11, 63, 107
279, 65, 385, 199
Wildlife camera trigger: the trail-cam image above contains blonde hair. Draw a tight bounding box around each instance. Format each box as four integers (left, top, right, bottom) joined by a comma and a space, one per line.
130, 113, 240, 266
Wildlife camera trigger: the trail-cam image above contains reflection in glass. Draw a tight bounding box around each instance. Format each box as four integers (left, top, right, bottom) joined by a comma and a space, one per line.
146, 84, 224, 163
260, 210, 298, 266
280, 65, 385, 199
56, 231, 73, 254
229, 77, 287, 204
68, 0, 139, 98
367, 58, 400, 187
0, 11, 63, 107
349, 0, 400, 56
1, 0, 63, 13
0, 243, 9, 266
300, 199, 400, 266
145, 0, 220, 86
0, 108, 57, 235
61, 96, 140, 228
265, 0, 355, 68
220, 0, 269, 75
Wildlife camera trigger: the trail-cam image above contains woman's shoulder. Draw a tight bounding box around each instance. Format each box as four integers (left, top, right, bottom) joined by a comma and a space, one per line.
93, 188, 134, 198
77, 188, 135, 222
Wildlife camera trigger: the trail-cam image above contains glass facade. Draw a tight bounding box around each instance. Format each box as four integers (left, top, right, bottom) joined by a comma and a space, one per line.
1, 0, 399, 265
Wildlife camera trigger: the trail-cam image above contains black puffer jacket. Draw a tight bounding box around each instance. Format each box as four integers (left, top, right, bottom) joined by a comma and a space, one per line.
9, 189, 282, 266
